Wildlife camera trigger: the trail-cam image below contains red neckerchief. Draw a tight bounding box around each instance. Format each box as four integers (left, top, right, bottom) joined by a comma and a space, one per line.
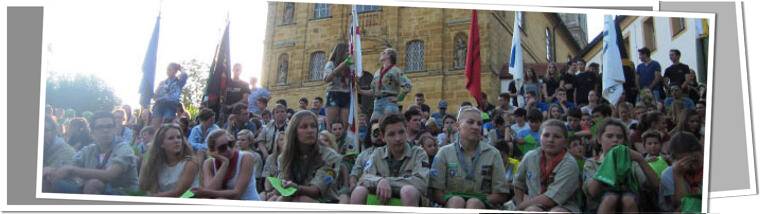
539, 149, 567, 193
377, 64, 395, 92
214, 150, 240, 184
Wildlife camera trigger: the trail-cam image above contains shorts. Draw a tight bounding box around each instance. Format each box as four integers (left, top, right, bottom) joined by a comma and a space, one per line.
153, 100, 179, 121
371, 96, 399, 120
326, 91, 351, 108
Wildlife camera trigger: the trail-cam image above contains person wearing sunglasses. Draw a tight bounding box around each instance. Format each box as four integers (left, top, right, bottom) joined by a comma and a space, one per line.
192, 129, 260, 200
45, 111, 139, 195
276, 110, 342, 203
138, 124, 199, 197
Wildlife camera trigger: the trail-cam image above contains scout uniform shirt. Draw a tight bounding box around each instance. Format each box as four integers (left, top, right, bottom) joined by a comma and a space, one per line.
429, 138, 509, 197
351, 147, 379, 180
369, 66, 412, 97
513, 148, 582, 212
73, 140, 139, 194
255, 122, 287, 154
277, 144, 342, 202
360, 143, 430, 196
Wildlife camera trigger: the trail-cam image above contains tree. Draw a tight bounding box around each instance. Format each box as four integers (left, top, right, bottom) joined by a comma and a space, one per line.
46, 73, 121, 113
180, 59, 210, 120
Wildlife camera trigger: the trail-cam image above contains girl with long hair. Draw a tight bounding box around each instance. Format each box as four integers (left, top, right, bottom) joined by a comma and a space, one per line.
276, 110, 342, 203
138, 124, 199, 197
323, 43, 351, 131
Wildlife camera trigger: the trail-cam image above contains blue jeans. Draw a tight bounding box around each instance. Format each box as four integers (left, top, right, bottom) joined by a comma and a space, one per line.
371, 96, 399, 120
153, 100, 179, 121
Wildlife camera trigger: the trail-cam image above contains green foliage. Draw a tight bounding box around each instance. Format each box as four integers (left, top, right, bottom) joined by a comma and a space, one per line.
46, 73, 121, 113
180, 59, 210, 120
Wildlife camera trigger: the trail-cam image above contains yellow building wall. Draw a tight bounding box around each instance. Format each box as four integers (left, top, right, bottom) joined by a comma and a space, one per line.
262, 3, 579, 114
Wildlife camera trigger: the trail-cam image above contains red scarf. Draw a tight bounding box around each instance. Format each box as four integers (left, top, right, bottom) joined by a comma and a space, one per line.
539, 149, 567, 193
214, 150, 240, 185
377, 64, 395, 92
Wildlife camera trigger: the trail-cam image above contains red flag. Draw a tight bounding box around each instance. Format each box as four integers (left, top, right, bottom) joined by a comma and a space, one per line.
465, 10, 482, 105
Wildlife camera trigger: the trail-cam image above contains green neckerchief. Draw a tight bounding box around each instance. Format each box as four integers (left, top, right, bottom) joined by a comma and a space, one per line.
267, 176, 298, 197
593, 144, 639, 193
366, 194, 402, 206
518, 134, 538, 154
648, 155, 669, 177
680, 194, 702, 214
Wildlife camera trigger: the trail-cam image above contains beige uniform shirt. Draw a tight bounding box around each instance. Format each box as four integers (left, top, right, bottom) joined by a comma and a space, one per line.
278, 145, 342, 202
360, 143, 430, 195
513, 148, 581, 212
255, 122, 286, 154
429, 139, 509, 195
351, 147, 378, 179
369, 66, 412, 97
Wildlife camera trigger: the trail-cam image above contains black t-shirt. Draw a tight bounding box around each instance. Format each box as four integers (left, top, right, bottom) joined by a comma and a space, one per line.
544, 76, 561, 98
573, 71, 598, 106
664, 63, 690, 87
561, 72, 575, 101
226, 79, 250, 105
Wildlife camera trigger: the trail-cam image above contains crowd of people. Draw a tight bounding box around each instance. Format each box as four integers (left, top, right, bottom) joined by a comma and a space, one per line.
41, 45, 706, 213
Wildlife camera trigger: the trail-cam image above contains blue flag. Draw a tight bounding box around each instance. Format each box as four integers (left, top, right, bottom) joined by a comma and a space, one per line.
139, 15, 161, 109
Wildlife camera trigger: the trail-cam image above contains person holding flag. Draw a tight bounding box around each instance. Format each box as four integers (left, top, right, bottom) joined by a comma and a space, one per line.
323, 43, 352, 131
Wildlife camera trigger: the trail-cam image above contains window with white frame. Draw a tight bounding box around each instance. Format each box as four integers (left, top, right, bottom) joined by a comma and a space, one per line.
314, 4, 330, 19
309, 51, 326, 80
405, 40, 425, 72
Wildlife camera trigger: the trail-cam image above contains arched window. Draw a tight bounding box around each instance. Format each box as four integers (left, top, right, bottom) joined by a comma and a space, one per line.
405, 40, 424, 72
282, 3, 295, 25
453, 33, 467, 69
309, 51, 326, 80
313, 4, 330, 19
277, 54, 289, 85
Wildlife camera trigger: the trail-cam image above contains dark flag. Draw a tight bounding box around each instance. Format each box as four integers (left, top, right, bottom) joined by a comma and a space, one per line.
139, 14, 161, 109
465, 10, 482, 105
204, 22, 232, 116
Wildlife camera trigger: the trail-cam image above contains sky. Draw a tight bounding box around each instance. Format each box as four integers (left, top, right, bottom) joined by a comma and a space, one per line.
587, 13, 604, 42
44, 0, 268, 108
43, 0, 604, 108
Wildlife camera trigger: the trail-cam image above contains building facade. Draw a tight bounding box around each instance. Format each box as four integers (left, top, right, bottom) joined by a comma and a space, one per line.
261, 2, 581, 114
580, 16, 710, 84
558, 13, 588, 47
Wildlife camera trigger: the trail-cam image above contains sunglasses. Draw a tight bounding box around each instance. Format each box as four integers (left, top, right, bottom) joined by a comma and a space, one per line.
213, 140, 234, 153
372, 129, 381, 138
